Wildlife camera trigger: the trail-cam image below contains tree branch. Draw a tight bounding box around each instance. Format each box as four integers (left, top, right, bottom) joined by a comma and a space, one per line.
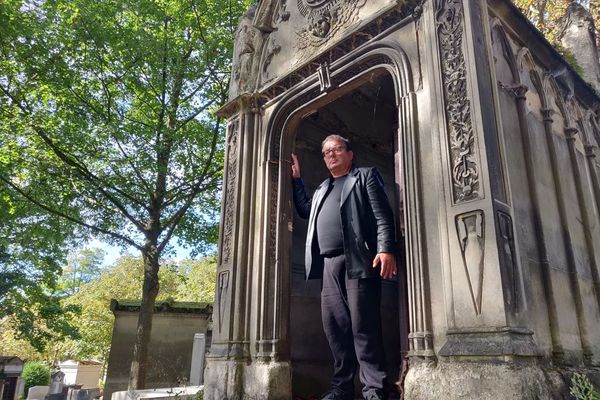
0, 175, 143, 251
110, 134, 154, 198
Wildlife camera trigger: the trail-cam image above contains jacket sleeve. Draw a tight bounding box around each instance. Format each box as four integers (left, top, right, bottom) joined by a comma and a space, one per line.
365, 168, 396, 254
292, 178, 311, 219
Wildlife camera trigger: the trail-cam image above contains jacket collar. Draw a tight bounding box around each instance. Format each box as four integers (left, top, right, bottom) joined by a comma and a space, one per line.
341, 167, 358, 205
325, 165, 358, 184
314, 166, 359, 206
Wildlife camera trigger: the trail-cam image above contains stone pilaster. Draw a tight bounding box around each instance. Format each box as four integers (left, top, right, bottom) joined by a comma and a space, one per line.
434, 0, 536, 355
405, 1, 543, 398
205, 95, 292, 399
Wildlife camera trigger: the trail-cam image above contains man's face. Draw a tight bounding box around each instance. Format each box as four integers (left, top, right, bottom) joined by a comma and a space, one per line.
322, 139, 353, 177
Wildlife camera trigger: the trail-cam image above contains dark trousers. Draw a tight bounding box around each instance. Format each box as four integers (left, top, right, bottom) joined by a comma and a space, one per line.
321, 254, 387, 396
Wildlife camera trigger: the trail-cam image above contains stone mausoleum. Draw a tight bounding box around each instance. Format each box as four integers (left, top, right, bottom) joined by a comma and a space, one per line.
203, 0, 600, 398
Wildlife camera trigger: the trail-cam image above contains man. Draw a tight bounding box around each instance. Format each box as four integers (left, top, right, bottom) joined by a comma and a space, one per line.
291, 134, 397, 400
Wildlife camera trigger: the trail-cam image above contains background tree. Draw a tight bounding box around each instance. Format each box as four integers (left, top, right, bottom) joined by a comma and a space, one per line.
0, 190, 80, 352
512, 0, 598, 44
0, 254, 216, 372
58, 247, 106, 296
0, 0, 251, 389
62, 255, 183, 365
175, 254, 217, 303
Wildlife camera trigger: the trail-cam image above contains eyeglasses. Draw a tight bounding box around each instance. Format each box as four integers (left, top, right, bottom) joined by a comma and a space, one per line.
322, 146, 346, 157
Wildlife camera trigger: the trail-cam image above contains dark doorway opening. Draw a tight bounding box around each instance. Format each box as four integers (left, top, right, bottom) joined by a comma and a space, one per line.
289, 70, 409, 399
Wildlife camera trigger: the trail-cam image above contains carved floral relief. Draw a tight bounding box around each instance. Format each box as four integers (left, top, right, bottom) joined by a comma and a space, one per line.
221, 120, 240, 265
435, 0, 481, 203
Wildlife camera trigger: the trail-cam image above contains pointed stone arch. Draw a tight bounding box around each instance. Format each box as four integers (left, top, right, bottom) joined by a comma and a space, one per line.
490, 18, 519, 85
258, 42, 434, 364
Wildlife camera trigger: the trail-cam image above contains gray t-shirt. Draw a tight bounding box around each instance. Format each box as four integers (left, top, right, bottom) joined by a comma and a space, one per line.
316, 175, 347, 255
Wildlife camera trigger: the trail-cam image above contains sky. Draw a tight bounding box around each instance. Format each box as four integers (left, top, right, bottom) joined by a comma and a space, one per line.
88, 238, 196, 268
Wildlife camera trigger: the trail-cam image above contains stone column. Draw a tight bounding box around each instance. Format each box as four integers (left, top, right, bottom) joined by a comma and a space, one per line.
204, 96, 256, 399
204, 94, 291, 399
432, 0, 537, 357
539, 109, 593, 363
565, 128, 600, 316
509, 84, 564, 361
585, 144, 600, 231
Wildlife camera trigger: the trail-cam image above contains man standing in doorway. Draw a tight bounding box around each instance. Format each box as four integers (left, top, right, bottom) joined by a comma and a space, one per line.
291, 134, 397, 400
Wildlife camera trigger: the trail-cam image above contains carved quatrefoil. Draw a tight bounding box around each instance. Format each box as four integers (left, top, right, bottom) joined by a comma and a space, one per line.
296, 0, 366, 48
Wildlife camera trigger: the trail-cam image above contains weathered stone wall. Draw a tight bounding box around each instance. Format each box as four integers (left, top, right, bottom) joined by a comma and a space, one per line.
488, 0, 600, 364
104, 302, 212, 400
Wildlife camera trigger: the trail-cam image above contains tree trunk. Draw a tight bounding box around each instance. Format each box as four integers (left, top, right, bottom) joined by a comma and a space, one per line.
128, 242, 160, 390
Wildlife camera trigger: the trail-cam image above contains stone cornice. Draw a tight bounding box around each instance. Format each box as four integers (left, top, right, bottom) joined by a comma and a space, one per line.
216, 93, 266, 119
110, 299, 213, 315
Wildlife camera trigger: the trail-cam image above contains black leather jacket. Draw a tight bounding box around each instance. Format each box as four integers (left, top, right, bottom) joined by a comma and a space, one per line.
293, 166, 396, 279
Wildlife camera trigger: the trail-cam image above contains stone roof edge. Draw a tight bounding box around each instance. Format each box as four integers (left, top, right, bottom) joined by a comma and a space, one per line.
491, 0, 599, 106
110, 299, 213, 315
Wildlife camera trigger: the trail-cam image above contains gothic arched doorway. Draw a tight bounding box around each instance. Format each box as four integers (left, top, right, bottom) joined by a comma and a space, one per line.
266, 57, 414, 397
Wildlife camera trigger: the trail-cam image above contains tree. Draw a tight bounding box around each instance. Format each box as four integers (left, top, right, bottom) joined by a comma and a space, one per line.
0, 190, 80, 352
175, 255, 217, 304
58, 247, 106, 296
0, 0, 251, 388
0, 255, 214, 364
512, 0, 598, 44
63, 255, 183, 362
21, 361, 51, 396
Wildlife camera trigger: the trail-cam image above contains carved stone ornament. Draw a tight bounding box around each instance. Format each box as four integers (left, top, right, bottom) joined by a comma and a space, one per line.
261, 36, 282, 84
230, 5, 264, 99
217, 270, 230, 331
497, 211, 518, 312
221, 120, 239, 265
317, 62, 332, 91
254, 0, 290, 31
435, 0, 480, 202
296, 0, 367, 49
456, 210, 485, 315
260, 7, 415, 101
276, 0, 291, 23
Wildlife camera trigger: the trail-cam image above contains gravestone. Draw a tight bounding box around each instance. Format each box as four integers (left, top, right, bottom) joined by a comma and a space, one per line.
204, 0, 600, 399
26, 386, 49, 400
49, 371, 65, 395
189, 333, 207, 386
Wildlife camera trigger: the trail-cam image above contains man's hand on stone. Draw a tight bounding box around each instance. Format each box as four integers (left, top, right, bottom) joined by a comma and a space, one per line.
373, 252, 397, 279
291, 153, 301, 179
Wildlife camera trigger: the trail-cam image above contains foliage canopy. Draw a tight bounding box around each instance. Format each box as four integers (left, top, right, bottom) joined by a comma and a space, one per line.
0, 0, 251, 386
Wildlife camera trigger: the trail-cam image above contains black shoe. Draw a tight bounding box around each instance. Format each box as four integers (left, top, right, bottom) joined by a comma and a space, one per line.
320, 387, 353, 400
362, 388, 385, 400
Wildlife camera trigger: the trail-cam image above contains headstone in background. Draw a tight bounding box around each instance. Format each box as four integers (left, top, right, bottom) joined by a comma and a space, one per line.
49, 371, 65, 395
26, 386, 49, 400
47, 392, 66, 400
189, 333, 206, 386
68, 388, 100, 400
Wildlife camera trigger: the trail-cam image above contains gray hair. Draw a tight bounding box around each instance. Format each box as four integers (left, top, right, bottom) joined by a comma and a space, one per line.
321, 134, 351, 151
